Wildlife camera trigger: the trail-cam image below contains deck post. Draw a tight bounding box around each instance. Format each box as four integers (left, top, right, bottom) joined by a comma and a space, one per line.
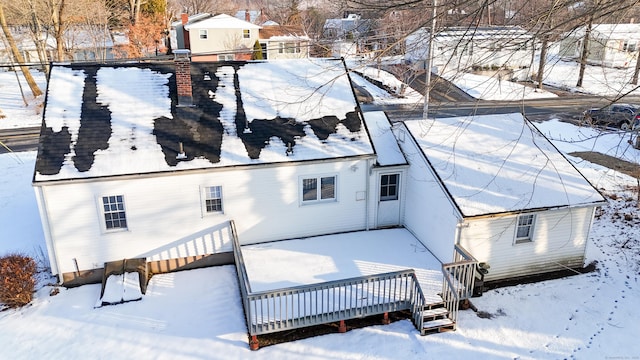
249, 335, 259, 351
382, 312, 390, 325
338, 320, 347, 333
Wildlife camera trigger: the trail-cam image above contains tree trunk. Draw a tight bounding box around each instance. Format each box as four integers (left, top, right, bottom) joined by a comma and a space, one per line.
632, 47, 640, 85
27, 0, 50, 77
50, 0, 66, 61
537, 35, 549, 89
576, 15, 593, 88
0, 4, 43, 97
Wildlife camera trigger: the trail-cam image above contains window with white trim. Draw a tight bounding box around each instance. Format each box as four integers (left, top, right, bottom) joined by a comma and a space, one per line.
219, 54, 234, 61
301, 175, 336, 203
199, 29, 208, 39
243, 29, 250, 38
102, 195, 127, 230
203, 186, 223, 213
515, 214, 535, 244
380, 174, 399, 201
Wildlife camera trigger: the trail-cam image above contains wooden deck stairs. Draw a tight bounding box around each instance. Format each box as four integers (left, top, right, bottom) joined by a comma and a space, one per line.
420, 300, 456, 335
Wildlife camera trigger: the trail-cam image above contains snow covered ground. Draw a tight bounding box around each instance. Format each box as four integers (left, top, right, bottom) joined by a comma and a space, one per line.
1, 60, 640, 358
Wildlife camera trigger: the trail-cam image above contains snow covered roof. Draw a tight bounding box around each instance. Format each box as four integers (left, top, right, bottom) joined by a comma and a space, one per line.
410, 26, 532, 43
570, 23, 640, 40
170, 13, 212, 28
185, 14, 260, 30
260, 25, 309, 41
403, 113, 605, 217
34, 58, 375, 182
362, 111, 406, 166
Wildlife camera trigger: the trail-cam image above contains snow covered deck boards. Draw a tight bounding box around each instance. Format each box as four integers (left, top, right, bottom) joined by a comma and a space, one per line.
240, 228, 443, 299
233, 228, 459, 342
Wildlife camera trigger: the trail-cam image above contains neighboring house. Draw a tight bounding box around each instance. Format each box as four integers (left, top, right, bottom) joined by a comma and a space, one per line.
258, 24, 310, 59
0, 25, 126, 67
395, 113, 606, 282
405, 26, 535, 72
175, 13, 261, 61
558, 23, 640, 68
33, 55, 409, 285
323, 13, 374, 58
171, 13, 309, 61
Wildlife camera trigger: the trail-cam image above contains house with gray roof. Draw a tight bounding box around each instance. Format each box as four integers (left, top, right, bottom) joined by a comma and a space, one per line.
32, 55, 408, 285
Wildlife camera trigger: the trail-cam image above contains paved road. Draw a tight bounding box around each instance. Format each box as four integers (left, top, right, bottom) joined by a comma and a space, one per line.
0, 126, 40, 153
3, 81, 640, 154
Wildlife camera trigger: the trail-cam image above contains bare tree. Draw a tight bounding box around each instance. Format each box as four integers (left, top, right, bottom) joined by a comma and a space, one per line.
0, 3, 43, 97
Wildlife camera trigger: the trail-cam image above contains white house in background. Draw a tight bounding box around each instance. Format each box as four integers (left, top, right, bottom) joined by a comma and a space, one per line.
323, 13, 374, 58
33, 56, 408, 285
405, 26, 536, 72
0, 25, 127, 67
258, 24, 310, 59
395, 113, 606, 282
558, 23, 640, 68
181, 13, 261, 60
171, 13, 309, 61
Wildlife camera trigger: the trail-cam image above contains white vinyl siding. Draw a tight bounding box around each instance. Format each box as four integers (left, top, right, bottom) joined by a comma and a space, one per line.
38, 159, 370, 276
459, 206, 595, 282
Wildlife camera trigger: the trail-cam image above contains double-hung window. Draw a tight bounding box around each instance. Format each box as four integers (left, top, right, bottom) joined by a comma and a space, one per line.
199, 29, 208, 39
380, 174, 399, 201
243, 29, 250, 39
203, 186, 223, 213
515, 214, 535, 244
301, 175, 336, 203
102, 195, 127, 230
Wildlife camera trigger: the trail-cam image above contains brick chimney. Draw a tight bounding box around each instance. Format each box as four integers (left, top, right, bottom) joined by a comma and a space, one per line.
174, 49, 193, 106
181, 14, 191, 49
245, 9, 250, 22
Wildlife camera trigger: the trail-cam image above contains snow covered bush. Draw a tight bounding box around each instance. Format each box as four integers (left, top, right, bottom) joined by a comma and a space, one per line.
0, 254, 36, 309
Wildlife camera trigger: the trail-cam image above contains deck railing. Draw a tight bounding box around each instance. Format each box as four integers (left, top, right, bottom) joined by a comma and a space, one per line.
440, 244, 478, 326
245, 270, 422, 335
230, 222, 428, 336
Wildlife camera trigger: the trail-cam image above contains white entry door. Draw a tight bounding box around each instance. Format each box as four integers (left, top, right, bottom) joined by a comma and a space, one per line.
377, 173, 401, 227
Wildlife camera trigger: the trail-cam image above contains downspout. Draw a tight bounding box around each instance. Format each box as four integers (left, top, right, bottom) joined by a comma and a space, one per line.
34, 185, 60, 280
365, 158, 371, 230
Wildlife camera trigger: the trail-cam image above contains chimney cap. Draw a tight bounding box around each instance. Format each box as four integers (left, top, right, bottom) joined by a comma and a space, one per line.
174, 49, 191, 60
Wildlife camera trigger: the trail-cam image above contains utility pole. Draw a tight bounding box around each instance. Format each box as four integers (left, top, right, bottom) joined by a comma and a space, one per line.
422, 0, 437, 120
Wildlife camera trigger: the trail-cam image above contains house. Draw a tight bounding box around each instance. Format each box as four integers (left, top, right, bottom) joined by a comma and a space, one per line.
405, 26, 535, 73
0, 25, 127, 67
258, 24, 310, 59
558, 23, 640, 68
323, 13, 374, 58
171, 13, 309, 61
33, 54, 409, 285
395, 113, 606, 282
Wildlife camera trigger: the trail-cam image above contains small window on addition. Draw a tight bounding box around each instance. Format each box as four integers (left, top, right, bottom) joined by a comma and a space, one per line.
243, 29, 250, 39
199, 29, 208, 39
515, 213, 535, 244
102, 195, 127, 230
204, 186, 223, 213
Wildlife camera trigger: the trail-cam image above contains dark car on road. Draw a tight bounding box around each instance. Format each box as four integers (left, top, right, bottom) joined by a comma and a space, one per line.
582, 103, 640, 130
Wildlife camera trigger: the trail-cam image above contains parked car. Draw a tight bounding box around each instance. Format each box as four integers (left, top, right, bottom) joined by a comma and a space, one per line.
582, 103, 640, 130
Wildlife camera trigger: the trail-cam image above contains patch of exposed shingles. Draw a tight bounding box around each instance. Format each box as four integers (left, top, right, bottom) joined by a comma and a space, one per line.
73, 66, 112, 172
154, 61, 363, 166
35, 125, 72, 175
154, 63, 224, 166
